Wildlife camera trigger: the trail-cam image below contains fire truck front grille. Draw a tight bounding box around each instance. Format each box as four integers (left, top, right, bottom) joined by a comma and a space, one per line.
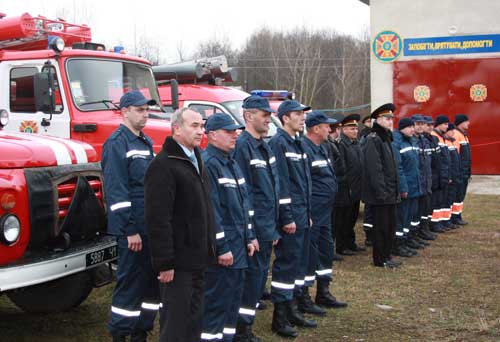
57, 176, 104, 225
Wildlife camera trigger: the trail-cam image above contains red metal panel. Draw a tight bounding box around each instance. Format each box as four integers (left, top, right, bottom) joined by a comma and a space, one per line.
393, 58, 500, 174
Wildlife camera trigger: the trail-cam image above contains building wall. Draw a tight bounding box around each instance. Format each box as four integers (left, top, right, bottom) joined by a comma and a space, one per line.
370, 0, 500, 107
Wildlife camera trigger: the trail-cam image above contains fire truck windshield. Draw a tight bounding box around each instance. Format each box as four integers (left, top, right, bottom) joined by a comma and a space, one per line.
66, 59, 161, 111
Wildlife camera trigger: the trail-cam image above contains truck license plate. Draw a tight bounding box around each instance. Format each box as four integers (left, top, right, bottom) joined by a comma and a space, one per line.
85, 245, 117, 267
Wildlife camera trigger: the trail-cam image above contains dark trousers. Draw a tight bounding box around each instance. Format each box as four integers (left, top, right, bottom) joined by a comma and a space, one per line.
363, 203, 374, 241
307, 224, 333, 284
159, 270, 204, 342
238, 241, 273, 326
109, 236, 159, 337
396, 198, 418, 239
431, 188, 445, 227
272, 228, 305, 303
372, 204, 396, 266
334, 202, 360, 251
202, 267, 245, 342
454, 178, 469, 220
417, 194, 431, 226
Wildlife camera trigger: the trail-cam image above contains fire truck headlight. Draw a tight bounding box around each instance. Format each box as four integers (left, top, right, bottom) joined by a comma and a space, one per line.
50, 37, 65, 52
0, 214, 20, 245
0, 109, 8, 127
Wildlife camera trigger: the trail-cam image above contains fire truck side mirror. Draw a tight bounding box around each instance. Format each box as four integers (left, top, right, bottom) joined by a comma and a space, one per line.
34, 72, 56, 114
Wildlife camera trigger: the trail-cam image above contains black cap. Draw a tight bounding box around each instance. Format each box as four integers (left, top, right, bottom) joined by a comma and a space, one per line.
361, 115, 371, 123
342, 113, 361, 126
205, 113, 244, 133
371, 103, 395, 119
447, 123, 456, 132
119, 90, 157, 109
398, 117, 415, 130
331, 113, 345, 126
434, 115, 450, 127
411, 114, 426, 123
455, 114, 469, 126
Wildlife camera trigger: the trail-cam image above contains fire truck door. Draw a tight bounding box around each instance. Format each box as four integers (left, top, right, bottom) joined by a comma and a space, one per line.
1, 61, 71, 138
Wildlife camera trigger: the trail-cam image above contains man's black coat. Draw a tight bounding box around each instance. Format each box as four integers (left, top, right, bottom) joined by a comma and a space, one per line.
145, 136, 216, 273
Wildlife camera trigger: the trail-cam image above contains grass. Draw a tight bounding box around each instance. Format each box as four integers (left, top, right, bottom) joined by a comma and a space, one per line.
1, 194, 500, 341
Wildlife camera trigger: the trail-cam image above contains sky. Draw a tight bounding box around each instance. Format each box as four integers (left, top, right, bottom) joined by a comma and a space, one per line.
0, 0, 370, 62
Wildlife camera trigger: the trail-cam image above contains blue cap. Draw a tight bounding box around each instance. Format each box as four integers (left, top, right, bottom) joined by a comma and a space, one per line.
305, 110, 337, 128
277, 100, 311, 119
205, 113, 244, 133
424, 115, 434, 124
119, 90, 157, 109
411, 114, 426, 123
242, 95, 275, 113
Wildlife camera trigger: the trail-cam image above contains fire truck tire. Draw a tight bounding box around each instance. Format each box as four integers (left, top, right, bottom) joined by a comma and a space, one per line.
6, 271, 93, 313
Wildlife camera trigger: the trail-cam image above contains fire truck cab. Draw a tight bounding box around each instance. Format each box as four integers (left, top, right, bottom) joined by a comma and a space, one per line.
0, 111, 116, 313
0, 12, 171, 156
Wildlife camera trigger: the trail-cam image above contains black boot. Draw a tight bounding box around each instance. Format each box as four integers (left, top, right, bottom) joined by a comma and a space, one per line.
234, 322, 261, 342
286, 300, 317, 328
297, 287, 326, 316
272, 302, 298, 338
315, 280, 348, 308
131, 330, 147, 342
392, 240, 413, 257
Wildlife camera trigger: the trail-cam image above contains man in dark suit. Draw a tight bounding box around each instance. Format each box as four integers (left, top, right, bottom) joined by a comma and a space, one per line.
145, 108, 216, 342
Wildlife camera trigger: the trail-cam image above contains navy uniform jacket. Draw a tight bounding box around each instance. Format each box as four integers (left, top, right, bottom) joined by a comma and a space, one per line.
446, 138, 462, 185
268, 128, 312, 230
424, 132, 442, 191
392, 130, 422, 199
203, 144, 255, 269
431, 130, 451, 188
234, 130, 280, 242
338, 133, 363, 203
416, 133, 432, 195
453, 128, 472, 180
301, 135, 337, 227
102, 124, 154, 237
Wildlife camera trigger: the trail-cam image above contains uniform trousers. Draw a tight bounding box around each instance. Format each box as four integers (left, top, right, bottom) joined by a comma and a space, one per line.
201, 266, 245, 342
372, 204, 397, 266
109, 236, 159, 337
396, 198, 418, 240
306, 224, 333, 286
363, 203, 374, 242
335, 201, 361, 252
272, 228, 306, 303
237, 241, 273, 327
159, 270, 205, 342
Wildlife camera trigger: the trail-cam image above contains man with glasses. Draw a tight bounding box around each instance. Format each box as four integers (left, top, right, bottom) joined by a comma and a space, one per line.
361, 103, 401, 269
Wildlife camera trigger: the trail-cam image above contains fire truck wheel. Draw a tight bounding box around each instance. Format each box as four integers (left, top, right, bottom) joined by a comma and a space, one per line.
6, 271, 93, 313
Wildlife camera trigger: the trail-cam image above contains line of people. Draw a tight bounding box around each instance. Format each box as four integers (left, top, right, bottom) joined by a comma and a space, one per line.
101, 90, 471, 342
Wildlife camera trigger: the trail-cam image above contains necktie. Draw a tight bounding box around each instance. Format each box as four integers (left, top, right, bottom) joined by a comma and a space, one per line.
188, 153, 200, 174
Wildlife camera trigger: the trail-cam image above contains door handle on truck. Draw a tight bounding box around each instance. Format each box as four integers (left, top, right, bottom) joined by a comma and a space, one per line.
73, 124, 97, 133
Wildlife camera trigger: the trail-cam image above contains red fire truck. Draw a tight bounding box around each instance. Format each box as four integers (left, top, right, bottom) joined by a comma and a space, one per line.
154, 56, 280, 137
0, 111, 116, 313
0, 12, 172, 156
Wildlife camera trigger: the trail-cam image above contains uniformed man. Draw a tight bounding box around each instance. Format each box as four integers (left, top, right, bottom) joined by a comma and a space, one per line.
452, 114, 471, 225
269, 99, 316, 338
201, 113, 258, 342
234, 95, 280, 342
358, 115, 374, 247
359, 114, 372, 139
325, 113, 348, 261
412, 114, 437, 242
391, 118, 424, 258
444, 123, 461, 230
335, 114, 365, 255
302, 110, 347, 311
362, 103, 401, 268
102, 90, 159, 342
431, 116, 452, 232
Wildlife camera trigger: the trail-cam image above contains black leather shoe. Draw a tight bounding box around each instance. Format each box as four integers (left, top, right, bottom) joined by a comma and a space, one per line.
384, 260, 401, 268
406, 238, 424, 249
402, 245, 418, 256
333, 253, 344, 261
257, 300, 267, 310
235, 322, 262, 342
338, 249, 356, 256
418, 229, 436, 240
430, 225, 445, 233
297, 288, 326, 316
272, 302, 298, 338
392, 245, 413, 257
112, 335, 127, 342
286, 300, 317, 328
414, 236, 430, 246
455, 219, 468, 225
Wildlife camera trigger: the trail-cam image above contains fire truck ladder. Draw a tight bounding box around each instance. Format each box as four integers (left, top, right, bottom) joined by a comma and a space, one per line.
0, 12, 91, 51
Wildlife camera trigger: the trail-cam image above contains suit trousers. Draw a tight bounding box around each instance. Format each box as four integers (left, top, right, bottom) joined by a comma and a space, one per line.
159, 269, 205, 342
372, 204, 396, 266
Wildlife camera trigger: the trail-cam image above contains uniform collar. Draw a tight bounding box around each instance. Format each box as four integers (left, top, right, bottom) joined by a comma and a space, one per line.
241, 130, 263, 148
340, 133, 357, 145
277, 127, 299, 143
120, 123, 147, 143
206, 144, 231, 165
302, 135, 321, 152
